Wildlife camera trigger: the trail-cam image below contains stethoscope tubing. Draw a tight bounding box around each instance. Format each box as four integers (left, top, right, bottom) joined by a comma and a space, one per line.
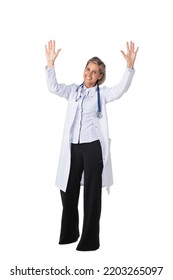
75, 82, 102, 118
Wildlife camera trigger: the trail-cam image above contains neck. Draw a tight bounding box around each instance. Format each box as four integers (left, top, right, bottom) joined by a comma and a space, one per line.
84, 82, 97, 89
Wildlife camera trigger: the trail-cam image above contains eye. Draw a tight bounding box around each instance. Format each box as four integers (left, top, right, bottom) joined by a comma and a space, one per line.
92, 71, 97, 75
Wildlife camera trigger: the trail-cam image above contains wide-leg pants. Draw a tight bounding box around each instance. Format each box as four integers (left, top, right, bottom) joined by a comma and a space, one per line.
59, 140, 103, 251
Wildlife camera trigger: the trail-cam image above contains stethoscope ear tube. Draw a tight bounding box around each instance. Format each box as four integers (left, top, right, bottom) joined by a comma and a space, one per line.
75, 82, 84, 102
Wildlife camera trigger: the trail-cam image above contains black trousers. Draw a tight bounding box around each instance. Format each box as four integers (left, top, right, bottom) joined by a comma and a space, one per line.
59, 140, 103, 251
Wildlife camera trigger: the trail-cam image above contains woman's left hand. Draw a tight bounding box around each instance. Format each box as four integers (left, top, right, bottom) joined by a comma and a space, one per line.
120, 41, 139, 68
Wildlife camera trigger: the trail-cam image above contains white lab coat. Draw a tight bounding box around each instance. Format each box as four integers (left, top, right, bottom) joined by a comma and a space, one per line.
45, 66, 135, 192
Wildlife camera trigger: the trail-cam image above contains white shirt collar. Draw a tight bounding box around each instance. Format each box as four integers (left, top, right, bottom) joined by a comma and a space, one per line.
82, 85, 97, 97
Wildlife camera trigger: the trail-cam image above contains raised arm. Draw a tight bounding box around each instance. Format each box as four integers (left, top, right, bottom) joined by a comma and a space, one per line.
103, 41, 139, 102
45, 40, 61, 68
45, 40, 75, 99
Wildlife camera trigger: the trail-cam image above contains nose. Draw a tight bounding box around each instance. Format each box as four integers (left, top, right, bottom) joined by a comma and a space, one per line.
87, 71, 92, 77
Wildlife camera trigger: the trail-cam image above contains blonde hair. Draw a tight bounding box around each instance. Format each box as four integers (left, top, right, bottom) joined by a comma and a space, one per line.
85, 56, 106, 85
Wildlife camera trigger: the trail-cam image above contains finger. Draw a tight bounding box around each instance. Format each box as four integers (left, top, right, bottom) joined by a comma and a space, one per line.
56, 48, 61, 56
129, 41, 134, 51
126, 42, 129, 52
52, 40, 56, 52
48, 40, 51, 50
120, 50, 126, 58
135, 46, 139, 54
49, 40, 52, 49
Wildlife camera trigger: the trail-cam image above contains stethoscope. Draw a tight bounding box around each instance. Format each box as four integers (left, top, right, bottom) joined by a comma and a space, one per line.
75, 82, 102, 118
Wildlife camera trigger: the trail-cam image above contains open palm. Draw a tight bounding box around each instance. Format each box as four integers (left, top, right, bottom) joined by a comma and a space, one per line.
121, 41, 139, 68
45, 40, 61, 66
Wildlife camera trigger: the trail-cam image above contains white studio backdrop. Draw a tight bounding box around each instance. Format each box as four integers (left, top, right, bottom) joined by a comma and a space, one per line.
0, 0, 173, 279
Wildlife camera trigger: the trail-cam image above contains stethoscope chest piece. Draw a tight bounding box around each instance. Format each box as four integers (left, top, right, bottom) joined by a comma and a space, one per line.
97, 111, 102, 118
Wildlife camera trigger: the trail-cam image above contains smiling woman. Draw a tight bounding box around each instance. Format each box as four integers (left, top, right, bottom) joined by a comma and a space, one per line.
45, 40, 138, 251
84, 57, 106, 87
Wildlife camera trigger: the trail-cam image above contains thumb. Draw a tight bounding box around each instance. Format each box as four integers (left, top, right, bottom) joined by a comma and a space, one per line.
55, 48, 61, 57
120, 50, 126, 57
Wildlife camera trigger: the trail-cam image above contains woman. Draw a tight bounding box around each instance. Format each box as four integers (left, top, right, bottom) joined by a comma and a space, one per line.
45, 40, 138, 251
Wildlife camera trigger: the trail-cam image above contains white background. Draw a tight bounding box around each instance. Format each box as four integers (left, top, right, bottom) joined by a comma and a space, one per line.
0, 0, 173, 279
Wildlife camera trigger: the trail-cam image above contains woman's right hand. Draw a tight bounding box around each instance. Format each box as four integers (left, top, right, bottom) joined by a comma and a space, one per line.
45, 40, 61, 68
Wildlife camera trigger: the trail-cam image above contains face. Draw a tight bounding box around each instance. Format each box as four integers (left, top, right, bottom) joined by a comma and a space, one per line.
83, 62, 102, 88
